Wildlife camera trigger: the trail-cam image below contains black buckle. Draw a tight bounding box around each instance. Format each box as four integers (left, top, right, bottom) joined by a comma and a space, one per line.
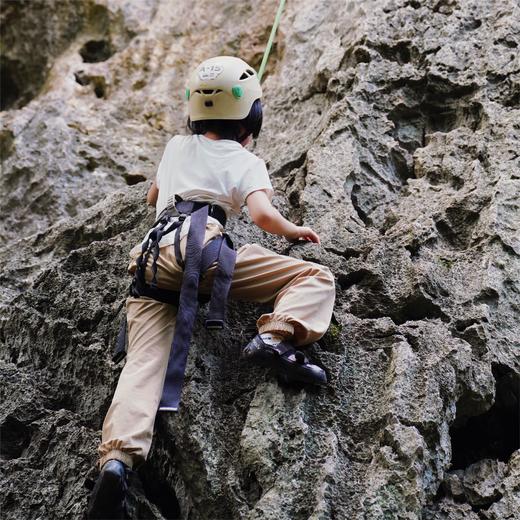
112, 350, 127, 363
205, 319, 224, 330
209, 205, 227, 227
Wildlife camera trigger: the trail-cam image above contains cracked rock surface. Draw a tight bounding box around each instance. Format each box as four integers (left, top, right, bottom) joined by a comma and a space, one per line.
0, 0, 519, 519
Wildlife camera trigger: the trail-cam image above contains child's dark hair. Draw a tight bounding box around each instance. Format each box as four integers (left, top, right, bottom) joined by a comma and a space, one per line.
187, 98, 263, 142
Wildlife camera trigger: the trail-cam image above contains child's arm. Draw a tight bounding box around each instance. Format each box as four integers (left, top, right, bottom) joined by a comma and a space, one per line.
147, 181, 159, 206
246, 190, 320, 244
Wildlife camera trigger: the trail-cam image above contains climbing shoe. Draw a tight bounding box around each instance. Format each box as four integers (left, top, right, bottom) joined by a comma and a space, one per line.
241, 334, 327, 386
86, 459, 129, 519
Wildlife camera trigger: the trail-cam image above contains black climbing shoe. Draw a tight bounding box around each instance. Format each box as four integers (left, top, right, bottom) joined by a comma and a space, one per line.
241, 334, 327, 386
86, 459, 129, 520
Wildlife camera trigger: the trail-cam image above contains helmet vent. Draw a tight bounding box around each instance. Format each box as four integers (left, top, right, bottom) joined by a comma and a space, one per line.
195, 89, 222, 95
204, 100, 214, 107
240, 69, 256, 80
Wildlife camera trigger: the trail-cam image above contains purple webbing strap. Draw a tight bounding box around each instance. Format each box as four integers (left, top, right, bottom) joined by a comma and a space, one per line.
205, 235, 237, 328
159, 205, 208, 411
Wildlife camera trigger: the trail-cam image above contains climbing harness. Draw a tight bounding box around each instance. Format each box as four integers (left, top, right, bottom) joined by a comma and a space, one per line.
113, 197, 236, 412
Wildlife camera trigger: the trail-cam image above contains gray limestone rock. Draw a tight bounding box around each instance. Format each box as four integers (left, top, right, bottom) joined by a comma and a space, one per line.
462, 459, 507, 507
1, 0, 519, 519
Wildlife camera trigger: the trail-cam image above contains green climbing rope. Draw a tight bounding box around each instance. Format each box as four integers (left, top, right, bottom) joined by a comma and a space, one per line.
257, 0, 287, 82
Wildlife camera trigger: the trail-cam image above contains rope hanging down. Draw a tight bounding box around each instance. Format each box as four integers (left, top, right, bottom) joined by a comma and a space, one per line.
257, 0, 287, 82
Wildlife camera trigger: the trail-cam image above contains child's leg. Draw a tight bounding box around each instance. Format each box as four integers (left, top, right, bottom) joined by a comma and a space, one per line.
229, 244, 336, 346
97, 225, 222, 469
97, 297, 177, 469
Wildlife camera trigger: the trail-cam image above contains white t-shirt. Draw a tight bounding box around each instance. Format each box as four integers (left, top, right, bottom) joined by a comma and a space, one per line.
147, 134, 274, 247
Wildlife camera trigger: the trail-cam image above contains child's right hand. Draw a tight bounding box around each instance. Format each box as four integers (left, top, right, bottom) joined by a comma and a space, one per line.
286, 226, 321, 244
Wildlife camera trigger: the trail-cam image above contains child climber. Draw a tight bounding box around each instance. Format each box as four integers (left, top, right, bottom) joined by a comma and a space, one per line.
87, 56, 335, 519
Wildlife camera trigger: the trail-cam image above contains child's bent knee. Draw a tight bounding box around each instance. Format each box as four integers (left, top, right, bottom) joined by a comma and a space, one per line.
309, 263, 335, 286
322, 265, 335, 285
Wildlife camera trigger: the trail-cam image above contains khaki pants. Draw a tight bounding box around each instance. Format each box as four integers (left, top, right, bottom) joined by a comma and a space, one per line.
98, 224, 335, 468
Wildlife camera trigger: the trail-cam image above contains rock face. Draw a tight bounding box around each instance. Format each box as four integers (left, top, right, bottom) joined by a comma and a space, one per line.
0, 0, 519, 519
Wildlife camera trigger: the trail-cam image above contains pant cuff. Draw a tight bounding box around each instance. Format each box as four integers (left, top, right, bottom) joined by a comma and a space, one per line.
99, 449, 134, 470
258, 320, 294, 337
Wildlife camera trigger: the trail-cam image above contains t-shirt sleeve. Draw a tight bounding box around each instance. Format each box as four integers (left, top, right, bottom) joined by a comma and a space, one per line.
238, 158, 274, 205
155, 136, 177, 189
155, 155, 165, 189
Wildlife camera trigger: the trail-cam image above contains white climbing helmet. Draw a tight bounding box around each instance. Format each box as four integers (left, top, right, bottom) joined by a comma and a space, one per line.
186, 56, 262, 121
